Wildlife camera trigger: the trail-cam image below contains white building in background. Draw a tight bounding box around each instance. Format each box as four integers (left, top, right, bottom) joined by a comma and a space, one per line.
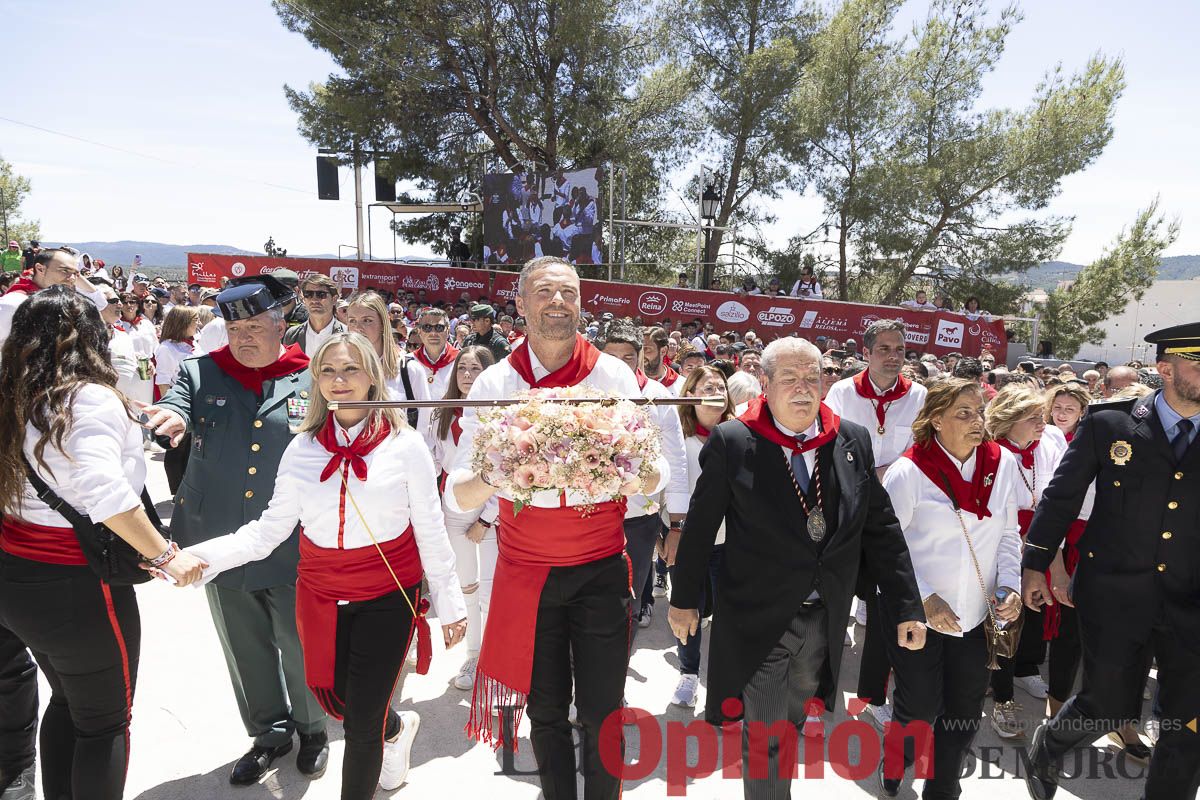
1074, 278, 1200, 363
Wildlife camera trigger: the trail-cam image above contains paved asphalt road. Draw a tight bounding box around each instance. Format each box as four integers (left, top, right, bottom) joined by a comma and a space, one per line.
27, 451, 1149, 799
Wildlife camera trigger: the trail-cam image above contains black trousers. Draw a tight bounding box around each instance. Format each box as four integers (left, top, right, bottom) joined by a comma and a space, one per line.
989, 605, 1045, 702
1043, 618, 1200, 800
884, 610, 989, 800
856, 591, 891, 706
330, 586, 415, 800
0, 624, 36, 791
526, 554, 631, 800
623, 514, 660, 649
1047, 604, 1081, 702
163, 434, 191, 495
0, 553, 140, 800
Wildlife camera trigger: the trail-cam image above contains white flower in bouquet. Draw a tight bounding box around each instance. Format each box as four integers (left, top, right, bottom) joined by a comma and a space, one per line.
470, 387, 663, 514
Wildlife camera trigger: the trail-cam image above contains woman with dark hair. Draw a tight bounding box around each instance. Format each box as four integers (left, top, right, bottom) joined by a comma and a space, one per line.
110, 265, 126, 292
962, 296, 990, 322
663, 364, 735, 708
432, 345, 497, 692
116, 292, 158, 417
0, 287, 205, 800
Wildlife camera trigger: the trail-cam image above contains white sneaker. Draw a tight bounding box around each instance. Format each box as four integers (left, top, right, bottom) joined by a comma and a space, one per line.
637, 604, 653, 629
1015, 674, 1049, 700
1, 766, 35, 800
854, 600, 868, 627
405, 639, 418, 666
568, 702, 580, 727
652, 573, 668, 598
864, 700, 893, 729
453, 654, 478, 691
671, 674, 699, 707
379, 710, 420, 790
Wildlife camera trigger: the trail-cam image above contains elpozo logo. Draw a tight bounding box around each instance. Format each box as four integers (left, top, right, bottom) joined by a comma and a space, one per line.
638, 291, 668, 316
757, 306, 796, 328
715, 300, 750, 324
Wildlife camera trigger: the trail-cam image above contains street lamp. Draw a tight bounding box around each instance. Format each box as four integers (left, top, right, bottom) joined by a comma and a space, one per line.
700, 183, 721, 289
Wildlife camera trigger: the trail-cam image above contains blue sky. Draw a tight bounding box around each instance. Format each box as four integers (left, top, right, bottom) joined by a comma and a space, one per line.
2, 0, 1197, 265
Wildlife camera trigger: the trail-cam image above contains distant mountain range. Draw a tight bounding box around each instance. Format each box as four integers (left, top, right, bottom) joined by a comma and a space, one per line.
49, 240, 1200, 289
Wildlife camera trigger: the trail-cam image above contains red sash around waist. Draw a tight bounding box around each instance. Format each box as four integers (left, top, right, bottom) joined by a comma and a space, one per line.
0, 517, 87, 565
1043, 518, 1088, 640
295, 528, 429, 720
468, 498, 628, 748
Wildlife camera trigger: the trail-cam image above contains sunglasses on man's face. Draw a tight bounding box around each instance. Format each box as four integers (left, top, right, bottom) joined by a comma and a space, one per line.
302, 290, 332, 300
822, 367, 840, 375
419, 323, 448, 333
106, 297, 121, 305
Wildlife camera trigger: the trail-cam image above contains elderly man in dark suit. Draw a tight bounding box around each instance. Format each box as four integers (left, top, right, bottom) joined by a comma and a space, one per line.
668, 336, 926, 800
1023, 322, 1200, 800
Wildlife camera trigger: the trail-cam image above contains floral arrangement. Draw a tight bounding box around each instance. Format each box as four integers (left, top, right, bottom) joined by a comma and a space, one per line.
470, 387, 663, 514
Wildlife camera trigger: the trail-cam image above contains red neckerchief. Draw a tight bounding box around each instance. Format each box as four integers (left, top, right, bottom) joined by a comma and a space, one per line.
634, 369, 649, 390
121, 316, 145, 330
415, 344, 459, 375
208, 343, 309, 395
660, 366, 680, 387
902, 440, 1001, 520
737, 394, 840, 454
450, 408, 463, 446
315, 413, 392, 482
695, 423, 711, 440
853, 370, 912, 431
1064, 431, 1075, 443
997, 437, 1038, 470
4, 275, 39, 296
180, 337, 194, 350
507, 334, 600, 388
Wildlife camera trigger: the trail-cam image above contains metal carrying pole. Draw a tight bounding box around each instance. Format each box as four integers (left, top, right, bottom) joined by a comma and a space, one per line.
328, 396, 725, 410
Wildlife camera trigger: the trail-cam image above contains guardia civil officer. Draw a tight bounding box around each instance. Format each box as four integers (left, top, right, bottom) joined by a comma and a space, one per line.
143, 276, 329, 785
1022, 322, 1200, 800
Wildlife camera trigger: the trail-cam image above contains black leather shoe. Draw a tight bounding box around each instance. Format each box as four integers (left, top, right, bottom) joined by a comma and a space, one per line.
229, 741, 293, 786
1025, 722, 1059, 800
878, 758, 900, 797
297, 731, 330, 779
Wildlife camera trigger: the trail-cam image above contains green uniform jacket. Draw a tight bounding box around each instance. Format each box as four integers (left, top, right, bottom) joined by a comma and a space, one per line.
156, 354, 312, 592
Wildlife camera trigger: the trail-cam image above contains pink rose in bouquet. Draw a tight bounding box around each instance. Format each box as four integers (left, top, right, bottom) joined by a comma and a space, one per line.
470, 387, 663, 514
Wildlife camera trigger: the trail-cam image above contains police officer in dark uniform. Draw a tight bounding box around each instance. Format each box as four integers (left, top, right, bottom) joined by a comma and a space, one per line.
1022, 322, 1200, 800
463, 303, 511, 362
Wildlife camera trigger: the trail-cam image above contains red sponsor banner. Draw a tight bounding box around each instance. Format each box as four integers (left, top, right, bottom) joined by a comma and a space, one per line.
188, 254, 1006, 360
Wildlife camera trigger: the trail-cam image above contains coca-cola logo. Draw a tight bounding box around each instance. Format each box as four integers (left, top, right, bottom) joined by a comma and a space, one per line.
715, 300, 750, 323
757, 306, 796, 328
638, 291, 668, 316
980, 326, 1004, 349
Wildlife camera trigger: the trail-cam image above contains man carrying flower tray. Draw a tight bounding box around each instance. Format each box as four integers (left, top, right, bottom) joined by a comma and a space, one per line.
446, 256, 670, 800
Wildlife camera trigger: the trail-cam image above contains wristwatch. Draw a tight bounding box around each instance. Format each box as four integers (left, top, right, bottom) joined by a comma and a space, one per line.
669, 521, 683, 531
479, 518, 496, 529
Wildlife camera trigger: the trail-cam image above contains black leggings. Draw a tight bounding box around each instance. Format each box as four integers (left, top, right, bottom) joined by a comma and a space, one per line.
0, 553, 140, 800
0, 624, 36, 791
330, 586, 416, 800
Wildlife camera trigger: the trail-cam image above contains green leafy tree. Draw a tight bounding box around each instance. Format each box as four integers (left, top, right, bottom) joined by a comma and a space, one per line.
0, 156, 40, 246
1036, 200, 1179, 359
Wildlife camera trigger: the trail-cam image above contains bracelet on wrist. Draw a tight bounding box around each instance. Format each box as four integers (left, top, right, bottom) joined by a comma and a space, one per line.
147, 542, 178, 568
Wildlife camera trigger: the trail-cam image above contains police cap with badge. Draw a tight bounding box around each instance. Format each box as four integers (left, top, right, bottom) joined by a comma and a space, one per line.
1145, 322, 1200, 362
215, 275, 295, 322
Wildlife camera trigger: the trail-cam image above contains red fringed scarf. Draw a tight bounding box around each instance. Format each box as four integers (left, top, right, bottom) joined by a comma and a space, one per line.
1042, 518, 1088, 640
315, 413, 392, 482
506, 333, 600, 388
208, 343, 309, 395
902, 440, 1002, 521
295, 531, 430, 720
469, 499, 627, 749
737, 394, 840, 454
4, 275, 39, 297
853, 371, 912, 432
414, 344, 459, 376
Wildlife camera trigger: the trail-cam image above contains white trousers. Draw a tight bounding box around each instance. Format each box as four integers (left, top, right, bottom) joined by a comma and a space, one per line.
442, 503, 498, 655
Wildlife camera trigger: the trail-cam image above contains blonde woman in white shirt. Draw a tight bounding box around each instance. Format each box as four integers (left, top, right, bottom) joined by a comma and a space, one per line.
431, 345, 498, 692
878, 377, 1023, 798
183, 333, 467, 797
